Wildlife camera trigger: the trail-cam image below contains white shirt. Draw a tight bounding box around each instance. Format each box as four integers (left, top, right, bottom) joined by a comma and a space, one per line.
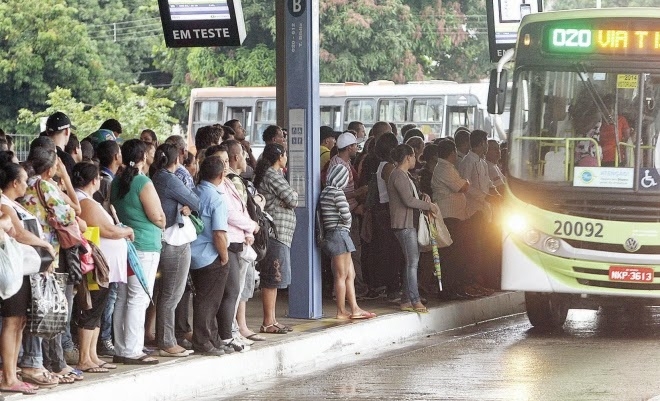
458, 151, 493, 219
487, 160, 506, 189
431, 158, 468, 220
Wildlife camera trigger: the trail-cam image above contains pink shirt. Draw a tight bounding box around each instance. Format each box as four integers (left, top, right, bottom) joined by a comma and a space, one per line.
219, 179, 257, 244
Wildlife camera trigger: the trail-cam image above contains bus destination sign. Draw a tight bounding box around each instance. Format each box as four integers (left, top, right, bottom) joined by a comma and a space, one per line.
545, 26, 660, 56
157, 0, 246, 47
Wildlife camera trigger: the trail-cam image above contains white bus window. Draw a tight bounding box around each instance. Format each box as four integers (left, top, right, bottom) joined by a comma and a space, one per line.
228, 107, 253, 142
345, 99, 376, 125
321, 106, 342, 131
412, 98, 444, 139
378, 99, 408, 124
254, 100, 276, 146
192, 100, 223, 138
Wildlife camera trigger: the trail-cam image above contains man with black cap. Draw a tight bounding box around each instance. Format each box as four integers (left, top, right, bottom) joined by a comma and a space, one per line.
46, 111, 76, 175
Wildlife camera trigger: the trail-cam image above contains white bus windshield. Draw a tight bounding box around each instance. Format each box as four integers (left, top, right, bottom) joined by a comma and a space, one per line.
508, 69, 660, 187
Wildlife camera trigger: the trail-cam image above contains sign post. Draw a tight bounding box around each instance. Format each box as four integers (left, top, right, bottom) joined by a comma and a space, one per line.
285, 0, 322, 319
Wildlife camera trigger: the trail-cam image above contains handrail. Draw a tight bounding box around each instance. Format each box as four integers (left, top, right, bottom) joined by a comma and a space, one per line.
514, 136, 601, 181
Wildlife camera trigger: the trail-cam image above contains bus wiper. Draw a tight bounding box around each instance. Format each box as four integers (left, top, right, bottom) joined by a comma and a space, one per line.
574, 63, 614, 125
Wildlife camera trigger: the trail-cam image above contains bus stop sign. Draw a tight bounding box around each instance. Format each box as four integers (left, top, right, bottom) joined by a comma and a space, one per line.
157, 0, 247, 47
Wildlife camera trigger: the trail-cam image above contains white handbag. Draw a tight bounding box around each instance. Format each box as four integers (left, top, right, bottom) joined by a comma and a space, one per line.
0, 232, 24, 299
418, 212, 431, 247
163, 215, 197, 246
20, 243, 42, 275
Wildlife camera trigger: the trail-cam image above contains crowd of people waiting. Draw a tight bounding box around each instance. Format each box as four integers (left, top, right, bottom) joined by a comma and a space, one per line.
0, 112, 299, 394
0, 109, 507, 395
318, 122, 507, 315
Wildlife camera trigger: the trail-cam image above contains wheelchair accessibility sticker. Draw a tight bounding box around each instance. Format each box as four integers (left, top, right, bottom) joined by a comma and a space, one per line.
640, 168, 660, 190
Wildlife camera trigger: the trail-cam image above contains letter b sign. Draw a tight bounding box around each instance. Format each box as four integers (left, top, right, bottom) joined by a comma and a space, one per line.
288, 0, 305, 17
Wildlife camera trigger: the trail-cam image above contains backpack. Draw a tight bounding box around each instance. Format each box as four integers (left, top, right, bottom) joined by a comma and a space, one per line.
227, 174, 276, 262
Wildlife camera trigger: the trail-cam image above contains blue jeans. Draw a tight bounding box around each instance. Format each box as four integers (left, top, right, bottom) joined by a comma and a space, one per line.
19, 333, 43, 369
100, 283, 118, 342
394, 228, 421, 305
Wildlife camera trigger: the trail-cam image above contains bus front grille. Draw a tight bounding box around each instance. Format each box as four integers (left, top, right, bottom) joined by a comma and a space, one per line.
576, 278, 660, 290
564, 239, 660, 255
551, 200, 660, 223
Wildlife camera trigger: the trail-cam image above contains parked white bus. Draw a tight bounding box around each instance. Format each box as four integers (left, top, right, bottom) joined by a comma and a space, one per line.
187, 81, 502, 155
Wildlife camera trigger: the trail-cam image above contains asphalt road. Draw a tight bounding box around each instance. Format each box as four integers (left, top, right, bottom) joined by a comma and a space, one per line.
199, 306, 660, 401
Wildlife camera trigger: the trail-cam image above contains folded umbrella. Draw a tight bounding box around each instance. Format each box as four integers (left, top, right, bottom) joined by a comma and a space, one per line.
126, 239, 154, 305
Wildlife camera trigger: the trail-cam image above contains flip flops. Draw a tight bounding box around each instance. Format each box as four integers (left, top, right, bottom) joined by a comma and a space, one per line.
80, 366, 109, 373
1, 381, 38, 395
123, 355, 159, 365
20, 371, 59, 388
245, 333, 266, 342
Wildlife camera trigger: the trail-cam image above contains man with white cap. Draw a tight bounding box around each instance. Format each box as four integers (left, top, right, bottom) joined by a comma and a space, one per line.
327, 132, 369, 297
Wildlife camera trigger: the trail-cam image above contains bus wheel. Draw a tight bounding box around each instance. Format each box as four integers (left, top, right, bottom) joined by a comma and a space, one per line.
525, 292, 568, 331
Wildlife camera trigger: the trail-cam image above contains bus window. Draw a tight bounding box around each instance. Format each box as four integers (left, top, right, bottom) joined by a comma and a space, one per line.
320, 106, 342, 131
412, 98, 444, 139
345, 99, 376, 125
378, 99, 408, 125
447, 106, 475, 136
227, 107, 253, 142
254, 100, 276, 146
192, 100, 223, 139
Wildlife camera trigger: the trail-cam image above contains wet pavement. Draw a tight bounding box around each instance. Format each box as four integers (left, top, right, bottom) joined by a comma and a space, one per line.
204, 307, 660, 401
14, 291, 524, 401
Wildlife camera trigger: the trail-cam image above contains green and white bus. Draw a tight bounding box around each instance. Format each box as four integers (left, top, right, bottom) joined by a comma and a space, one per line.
490, 8, 660, 329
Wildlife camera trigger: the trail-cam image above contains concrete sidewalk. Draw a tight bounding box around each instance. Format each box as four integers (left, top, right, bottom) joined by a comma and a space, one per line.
13, 290, 525, 401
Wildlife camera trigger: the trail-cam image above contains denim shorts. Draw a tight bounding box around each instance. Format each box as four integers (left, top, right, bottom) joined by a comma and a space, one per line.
257, 238, 291, 289
321, 229, 355, 257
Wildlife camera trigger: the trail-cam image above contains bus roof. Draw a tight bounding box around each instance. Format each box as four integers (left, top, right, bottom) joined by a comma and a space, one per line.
190, 82, 489, 100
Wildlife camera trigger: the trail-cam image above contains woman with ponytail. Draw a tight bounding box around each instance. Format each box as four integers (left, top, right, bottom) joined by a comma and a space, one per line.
73, 162, 134, 373
110, 139, 165, 365
253, 143, 298, 334
150, 143, 199, 357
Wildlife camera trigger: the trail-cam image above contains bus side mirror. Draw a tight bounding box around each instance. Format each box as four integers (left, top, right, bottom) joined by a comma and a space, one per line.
488, 69, 508, 115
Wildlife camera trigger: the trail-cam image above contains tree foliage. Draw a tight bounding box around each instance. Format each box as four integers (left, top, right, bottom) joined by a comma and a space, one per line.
17, 85, 176, 141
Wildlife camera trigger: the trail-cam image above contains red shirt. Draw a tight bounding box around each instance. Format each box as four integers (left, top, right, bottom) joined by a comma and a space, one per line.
600, 115, 629, 164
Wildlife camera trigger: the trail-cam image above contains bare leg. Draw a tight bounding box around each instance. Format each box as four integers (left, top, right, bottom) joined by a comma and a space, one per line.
261, 288, 278, 327
76, 328, 94, 370
1, 316, 25, 388
332, 253, 350, 319
236, 301, 252, 336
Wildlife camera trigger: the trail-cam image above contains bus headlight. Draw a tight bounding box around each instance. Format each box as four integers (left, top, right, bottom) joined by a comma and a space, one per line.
506, 214, 527, 233
524, 229, 541, 245
544, 237, 560, 253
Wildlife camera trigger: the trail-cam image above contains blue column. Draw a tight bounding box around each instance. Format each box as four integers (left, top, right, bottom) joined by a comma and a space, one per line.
285, 0, 322, 319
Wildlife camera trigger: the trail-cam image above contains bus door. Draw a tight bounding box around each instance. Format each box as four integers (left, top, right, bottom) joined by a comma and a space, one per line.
446, 94, 480, 137
411, 97, 444, 141
320, 106, 342, 132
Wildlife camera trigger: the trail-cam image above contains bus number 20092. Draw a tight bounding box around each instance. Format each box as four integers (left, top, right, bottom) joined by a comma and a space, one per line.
553, 220, 603, 238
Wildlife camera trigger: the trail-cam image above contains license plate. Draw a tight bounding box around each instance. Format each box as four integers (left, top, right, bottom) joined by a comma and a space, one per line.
608, 266, 654, 282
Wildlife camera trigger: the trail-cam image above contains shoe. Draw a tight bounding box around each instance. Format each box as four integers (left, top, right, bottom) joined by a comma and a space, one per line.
195, 347, 225, 356
64, 347, 79, 365
178, 338, 194, 350
361, 289, 385, 300
123, 355, 159, 365
159, 349, 190, 357
237, 334, 254, 346
112, 356, 125, 364
387, 292, 402, 303
219, 344, 235, 354
97, 339, 116, 357
224, 338, 250, 353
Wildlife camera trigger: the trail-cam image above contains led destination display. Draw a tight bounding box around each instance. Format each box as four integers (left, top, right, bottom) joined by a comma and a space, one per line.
545, 25, 660, 56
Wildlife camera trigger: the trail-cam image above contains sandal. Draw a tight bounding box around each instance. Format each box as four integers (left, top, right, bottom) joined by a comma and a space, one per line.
56, 374, 75, 384
259, 324, 288, 334
80, 366, 109, 373
123, 355, 159, 365
273, 322, 293, 332
414, 306, 429, 314
98, 362, 117, 370
245, 333, 266, 342
0, 381, 38, 395
20, 371, 58, 388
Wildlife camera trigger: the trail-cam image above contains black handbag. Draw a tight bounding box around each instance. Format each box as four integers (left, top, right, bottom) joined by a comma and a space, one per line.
27, 273, 68, 339
18, 212, 54, 273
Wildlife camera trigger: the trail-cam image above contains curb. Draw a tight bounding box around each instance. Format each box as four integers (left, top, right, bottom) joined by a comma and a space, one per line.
23, 292, 525, 401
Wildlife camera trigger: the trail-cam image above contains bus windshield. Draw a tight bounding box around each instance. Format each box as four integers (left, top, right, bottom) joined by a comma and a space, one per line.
508, 68, 660, 187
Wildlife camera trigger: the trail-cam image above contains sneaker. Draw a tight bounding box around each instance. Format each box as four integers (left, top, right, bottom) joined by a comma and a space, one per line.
97, 339, 116, 357
224, 338, 250, 353
64, 347, 79, 365
387, 291, 402, 303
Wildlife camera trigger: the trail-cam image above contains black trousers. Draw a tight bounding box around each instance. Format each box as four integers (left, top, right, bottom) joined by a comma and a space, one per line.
190, 257, 229, 351
215, 251, 241, 342
439, 217, 470, 292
